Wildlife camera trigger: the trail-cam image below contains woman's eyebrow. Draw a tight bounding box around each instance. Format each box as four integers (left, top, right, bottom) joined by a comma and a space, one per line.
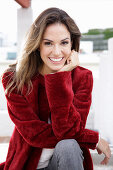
61, 38, 70, 41
43, 38, 70, 42
43, 39, 53, 42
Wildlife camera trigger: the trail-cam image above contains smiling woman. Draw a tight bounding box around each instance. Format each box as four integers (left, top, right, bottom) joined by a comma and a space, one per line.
0, 7, 111, 170
39, 23, 72, 75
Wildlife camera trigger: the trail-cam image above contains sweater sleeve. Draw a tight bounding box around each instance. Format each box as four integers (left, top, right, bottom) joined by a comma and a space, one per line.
73, 69, 93, 129
2, 73, 58, 148
45, 71, 81, 140
44, 70, 99, 149
73, 70, 99, 149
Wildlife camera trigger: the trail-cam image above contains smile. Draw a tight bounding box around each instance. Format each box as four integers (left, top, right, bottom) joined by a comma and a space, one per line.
49, 57, 63, 62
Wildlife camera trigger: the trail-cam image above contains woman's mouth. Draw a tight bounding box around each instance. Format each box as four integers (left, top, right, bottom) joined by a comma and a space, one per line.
49, 57, 63, 62
48, 57, 65, 65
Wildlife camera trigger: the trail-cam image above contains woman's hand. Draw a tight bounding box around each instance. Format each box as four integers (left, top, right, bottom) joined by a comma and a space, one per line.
96, 138, 111, 165
58, 50, 79, 72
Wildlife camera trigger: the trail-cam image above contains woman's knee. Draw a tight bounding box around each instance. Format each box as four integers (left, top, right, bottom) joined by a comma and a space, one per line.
55, 139, 82, 155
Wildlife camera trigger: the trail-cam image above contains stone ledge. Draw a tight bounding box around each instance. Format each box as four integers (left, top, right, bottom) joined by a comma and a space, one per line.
0, 137, 10, 143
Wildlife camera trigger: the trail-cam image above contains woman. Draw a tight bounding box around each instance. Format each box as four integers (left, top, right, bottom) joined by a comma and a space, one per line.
0, 7, 111, 170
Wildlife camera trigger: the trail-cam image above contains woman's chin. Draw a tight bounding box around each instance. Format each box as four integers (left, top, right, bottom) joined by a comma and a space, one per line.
50, 66, 64, 73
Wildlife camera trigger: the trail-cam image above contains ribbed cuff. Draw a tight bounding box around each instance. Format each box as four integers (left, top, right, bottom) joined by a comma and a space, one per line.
96, 133, 101, 148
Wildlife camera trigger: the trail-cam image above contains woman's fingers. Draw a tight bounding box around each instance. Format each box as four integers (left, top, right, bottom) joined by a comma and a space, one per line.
96, 138, 111, 165
66, 57, 71, 64
101, 148, 111, 165
71, 50, 79, 67
59, 50, 79, 72
101, 156, 109, 165
102, 141, 111, 159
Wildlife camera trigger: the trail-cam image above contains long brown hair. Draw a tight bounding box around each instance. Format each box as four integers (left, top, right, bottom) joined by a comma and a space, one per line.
3, 7, 81, 94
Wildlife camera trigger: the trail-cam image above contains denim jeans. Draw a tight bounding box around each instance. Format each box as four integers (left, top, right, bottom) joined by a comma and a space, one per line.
37, 139, 84, 170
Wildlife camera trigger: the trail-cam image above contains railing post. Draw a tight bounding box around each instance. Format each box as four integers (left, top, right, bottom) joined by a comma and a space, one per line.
17, 7, 33, 55
94, 37, 113, 144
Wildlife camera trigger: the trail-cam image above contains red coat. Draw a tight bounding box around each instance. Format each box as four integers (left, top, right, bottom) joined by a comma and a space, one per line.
0, 66, 99, 170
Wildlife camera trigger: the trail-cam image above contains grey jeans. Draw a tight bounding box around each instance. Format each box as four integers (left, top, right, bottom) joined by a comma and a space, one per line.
38, 139, 84, 170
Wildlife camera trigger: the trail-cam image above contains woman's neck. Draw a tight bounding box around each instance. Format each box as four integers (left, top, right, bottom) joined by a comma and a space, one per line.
38, 65, 56, 76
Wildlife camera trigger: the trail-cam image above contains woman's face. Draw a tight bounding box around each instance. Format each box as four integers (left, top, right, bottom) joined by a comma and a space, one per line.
39, 23, 72, 75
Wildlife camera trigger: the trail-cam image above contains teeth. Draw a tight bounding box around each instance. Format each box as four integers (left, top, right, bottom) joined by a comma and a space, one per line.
49, 58, 63, 62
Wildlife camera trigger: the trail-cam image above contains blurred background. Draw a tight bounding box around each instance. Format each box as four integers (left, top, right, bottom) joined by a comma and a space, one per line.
0, 0, 113, 169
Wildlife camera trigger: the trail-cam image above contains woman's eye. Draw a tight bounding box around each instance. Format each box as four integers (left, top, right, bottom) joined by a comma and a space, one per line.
61, 41, 69, 45
44, 42, 52, 46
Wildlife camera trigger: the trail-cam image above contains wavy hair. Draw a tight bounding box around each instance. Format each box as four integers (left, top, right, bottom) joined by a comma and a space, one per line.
3, 7, 81, 94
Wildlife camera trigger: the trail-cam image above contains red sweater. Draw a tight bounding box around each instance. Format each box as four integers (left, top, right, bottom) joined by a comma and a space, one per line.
0, 66, 99, 170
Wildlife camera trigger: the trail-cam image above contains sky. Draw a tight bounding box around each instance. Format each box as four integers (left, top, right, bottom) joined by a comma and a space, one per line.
0, 0, 113, 42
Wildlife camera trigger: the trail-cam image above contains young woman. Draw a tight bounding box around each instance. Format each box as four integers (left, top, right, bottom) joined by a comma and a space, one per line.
0, 7, 111, 170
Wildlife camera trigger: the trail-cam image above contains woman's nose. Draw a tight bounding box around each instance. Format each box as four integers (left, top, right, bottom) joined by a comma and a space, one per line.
52, 45, 61, 56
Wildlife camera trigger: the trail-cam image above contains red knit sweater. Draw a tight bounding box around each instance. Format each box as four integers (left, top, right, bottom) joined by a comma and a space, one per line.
0, 66, 99, 170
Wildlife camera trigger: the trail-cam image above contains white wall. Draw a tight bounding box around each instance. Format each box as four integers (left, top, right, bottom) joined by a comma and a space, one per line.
0, 60, 14, 136
94, 38, 113, 144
